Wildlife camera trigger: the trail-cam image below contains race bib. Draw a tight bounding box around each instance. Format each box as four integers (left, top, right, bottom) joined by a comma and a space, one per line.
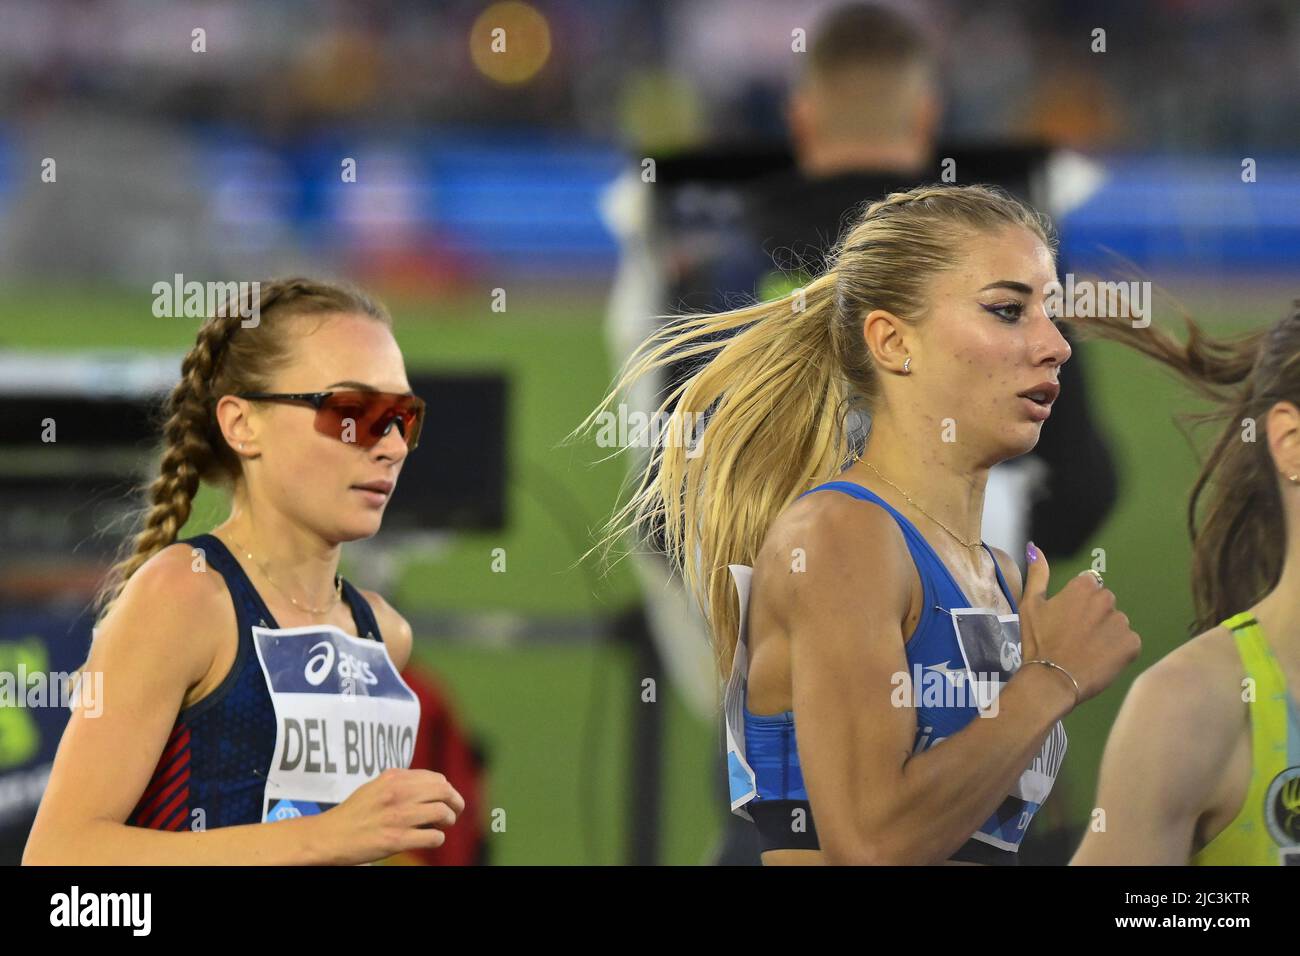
252, 625, 420, 822
949, 608, 1067, 851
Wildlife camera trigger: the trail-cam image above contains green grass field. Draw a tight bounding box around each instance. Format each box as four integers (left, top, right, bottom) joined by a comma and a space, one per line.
4, 280, 1286, 863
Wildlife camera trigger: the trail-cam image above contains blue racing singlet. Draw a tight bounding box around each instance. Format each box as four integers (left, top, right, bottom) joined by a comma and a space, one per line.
125, 533, 415, 831
723, 480, 1067, 863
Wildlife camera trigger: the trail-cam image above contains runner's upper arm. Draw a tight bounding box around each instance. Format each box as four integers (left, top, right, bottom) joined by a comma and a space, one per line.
1071, 639, 1238, 864
24, 544, 226, 857
761, 492, 916, 864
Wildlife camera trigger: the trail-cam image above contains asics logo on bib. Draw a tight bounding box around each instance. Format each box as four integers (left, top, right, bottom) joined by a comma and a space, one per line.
304, 640, 378, 687
305, 641, 334, 685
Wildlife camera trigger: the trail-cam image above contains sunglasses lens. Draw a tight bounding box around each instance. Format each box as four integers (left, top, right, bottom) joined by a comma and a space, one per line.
316, 392, 423, 449
403, 401, 424, 449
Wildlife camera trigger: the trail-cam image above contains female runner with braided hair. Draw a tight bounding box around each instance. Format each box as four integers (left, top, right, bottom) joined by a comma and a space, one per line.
579, 183, 1140, 864
24, 278, 463, 865
1072, 307, 1300, 865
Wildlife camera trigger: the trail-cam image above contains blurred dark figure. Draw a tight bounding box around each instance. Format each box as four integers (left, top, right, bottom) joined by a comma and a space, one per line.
670, 3, 1117, 566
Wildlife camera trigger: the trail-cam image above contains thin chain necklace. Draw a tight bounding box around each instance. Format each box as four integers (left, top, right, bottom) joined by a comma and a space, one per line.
857, 458, 982, 549
224, 534, 343, 616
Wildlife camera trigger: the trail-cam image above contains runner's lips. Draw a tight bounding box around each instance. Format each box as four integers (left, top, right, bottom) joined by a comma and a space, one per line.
1017, 382, 1060, 406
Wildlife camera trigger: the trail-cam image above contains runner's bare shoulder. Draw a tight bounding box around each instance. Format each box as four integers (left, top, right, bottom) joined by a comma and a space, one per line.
89, 541, 232, 689
754, 487, 912, 632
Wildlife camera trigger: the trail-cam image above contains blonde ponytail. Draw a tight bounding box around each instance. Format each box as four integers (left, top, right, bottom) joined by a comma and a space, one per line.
576, 184, 1055, 674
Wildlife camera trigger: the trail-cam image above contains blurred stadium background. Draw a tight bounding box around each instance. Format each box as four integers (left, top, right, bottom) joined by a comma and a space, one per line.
0, 0, 1298, 864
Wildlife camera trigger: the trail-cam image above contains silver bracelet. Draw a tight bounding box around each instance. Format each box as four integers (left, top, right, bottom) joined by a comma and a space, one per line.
1022, 658, 1080, 706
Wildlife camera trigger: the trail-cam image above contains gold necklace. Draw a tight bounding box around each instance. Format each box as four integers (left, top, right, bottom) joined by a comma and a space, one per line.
858, 458, 982, 549
224, 534, 343, 616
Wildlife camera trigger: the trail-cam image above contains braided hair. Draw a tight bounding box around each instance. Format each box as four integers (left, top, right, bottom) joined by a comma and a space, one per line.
93, 278, 390, 622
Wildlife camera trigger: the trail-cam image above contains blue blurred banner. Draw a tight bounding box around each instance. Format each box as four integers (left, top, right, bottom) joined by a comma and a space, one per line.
0, 121, 1295, 282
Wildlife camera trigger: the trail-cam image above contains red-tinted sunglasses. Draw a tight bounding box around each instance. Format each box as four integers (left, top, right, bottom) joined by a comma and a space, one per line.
237, 390, 425, 450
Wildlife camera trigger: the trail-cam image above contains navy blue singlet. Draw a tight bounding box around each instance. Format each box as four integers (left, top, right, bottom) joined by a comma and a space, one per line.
733, 480, 1067, 864
125, 533, 385, 831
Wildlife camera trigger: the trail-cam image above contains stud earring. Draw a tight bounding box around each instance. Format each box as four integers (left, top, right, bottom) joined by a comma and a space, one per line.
902, 357, 912, 374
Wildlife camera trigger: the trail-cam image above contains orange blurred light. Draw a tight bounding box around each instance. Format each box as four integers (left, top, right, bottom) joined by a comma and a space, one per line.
470, 2, 552, 86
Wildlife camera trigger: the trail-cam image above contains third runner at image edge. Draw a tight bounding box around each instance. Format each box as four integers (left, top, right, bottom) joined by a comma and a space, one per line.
1072, 306, 1300, 866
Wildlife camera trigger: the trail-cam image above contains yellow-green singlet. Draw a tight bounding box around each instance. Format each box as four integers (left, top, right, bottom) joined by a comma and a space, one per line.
1191, 612, 1300, 865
